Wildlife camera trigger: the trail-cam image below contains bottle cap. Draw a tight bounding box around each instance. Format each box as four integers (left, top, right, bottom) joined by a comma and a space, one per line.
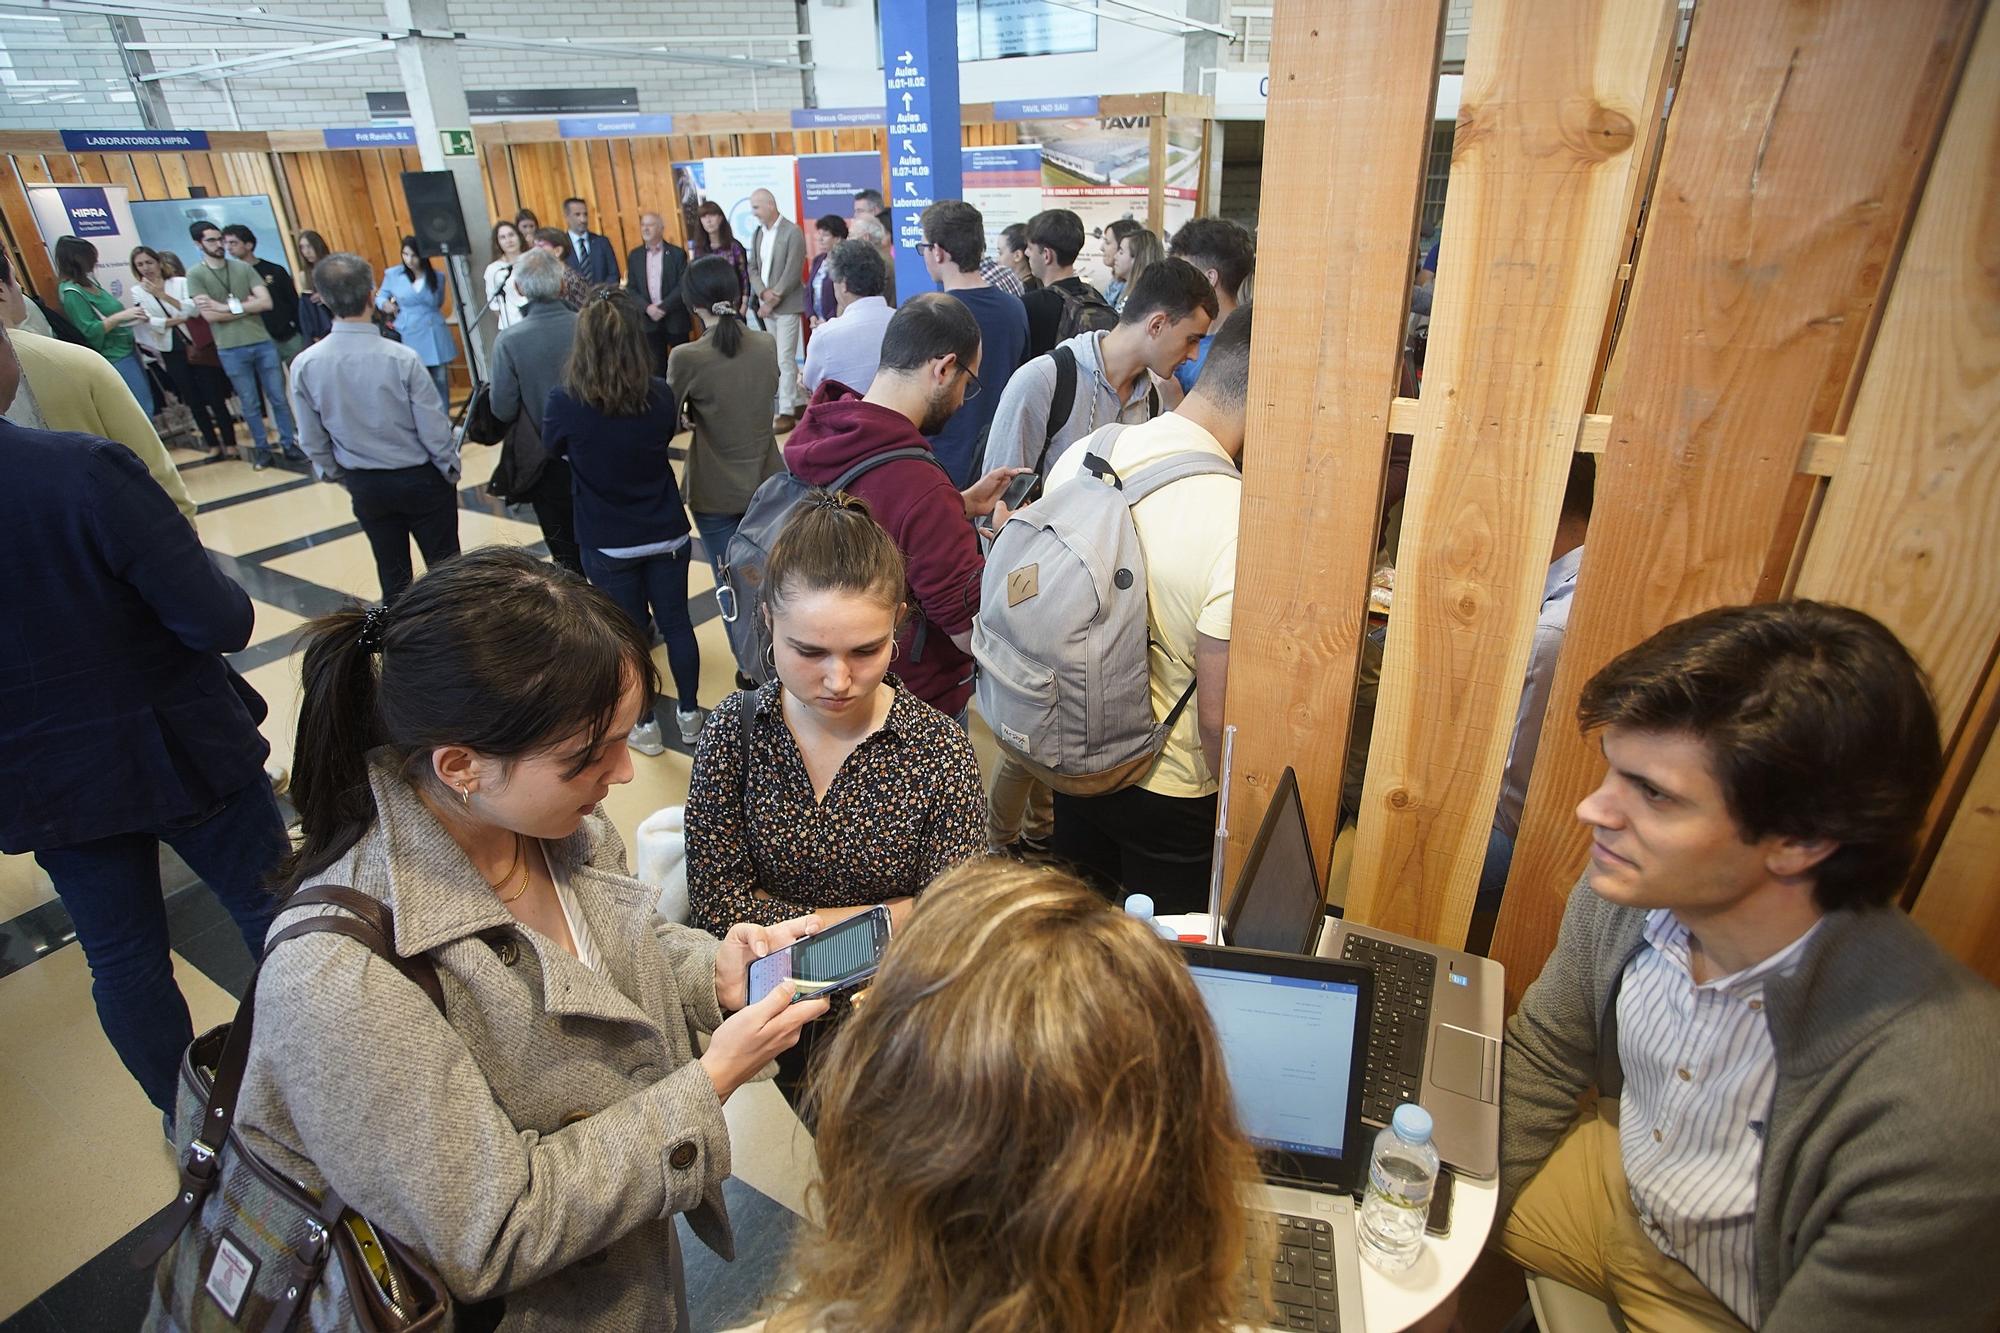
1123, 893, 1156, 919
1391, 1103, 1433, 1144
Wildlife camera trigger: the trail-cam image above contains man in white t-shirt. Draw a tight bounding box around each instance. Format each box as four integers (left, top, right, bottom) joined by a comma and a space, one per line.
1039, 304, 1254, 912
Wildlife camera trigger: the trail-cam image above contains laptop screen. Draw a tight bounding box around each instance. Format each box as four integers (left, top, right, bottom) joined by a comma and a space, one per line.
1186, 963, 1363, 1164
1227, 768, 1324, 954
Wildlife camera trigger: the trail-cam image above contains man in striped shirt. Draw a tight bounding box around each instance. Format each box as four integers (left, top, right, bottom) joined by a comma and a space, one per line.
1490, 602, 2000, 1333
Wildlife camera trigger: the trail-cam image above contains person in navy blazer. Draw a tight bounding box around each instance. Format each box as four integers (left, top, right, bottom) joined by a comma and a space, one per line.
0, 324, 287, 1121
563, 196, 621, 287
626, 210, 691, 375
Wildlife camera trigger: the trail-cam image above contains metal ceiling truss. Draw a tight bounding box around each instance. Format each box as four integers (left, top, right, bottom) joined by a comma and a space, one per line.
0, 0, 812, 80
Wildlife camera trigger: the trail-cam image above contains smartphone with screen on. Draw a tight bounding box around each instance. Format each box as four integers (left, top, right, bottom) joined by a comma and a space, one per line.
746, 905, 892, 1008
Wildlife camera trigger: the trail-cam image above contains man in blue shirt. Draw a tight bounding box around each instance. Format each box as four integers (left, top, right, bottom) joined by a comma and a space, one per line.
288, 252, 460, 601
921, 201, 1029, 488
801, 240, 896, 398
1167, 217, 1255, 393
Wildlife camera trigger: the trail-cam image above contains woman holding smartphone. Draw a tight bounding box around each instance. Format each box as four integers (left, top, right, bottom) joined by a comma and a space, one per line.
204, 547, 827, 1332
685, 492, 984, 1111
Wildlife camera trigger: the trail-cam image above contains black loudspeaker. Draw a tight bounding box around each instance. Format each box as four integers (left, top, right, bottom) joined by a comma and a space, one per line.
401, 170, 470, 257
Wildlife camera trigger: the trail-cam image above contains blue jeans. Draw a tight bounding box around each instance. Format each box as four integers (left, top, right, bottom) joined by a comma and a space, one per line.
217, 339, 298, 463
582, 542, 702, 711
690, 510, 741, 584
33, 779, 290, 1115
109, 350, 151, 410
426, 363, 450, 410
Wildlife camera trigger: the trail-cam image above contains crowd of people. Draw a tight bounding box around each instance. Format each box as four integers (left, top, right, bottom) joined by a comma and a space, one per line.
2, 178, 1997, 1333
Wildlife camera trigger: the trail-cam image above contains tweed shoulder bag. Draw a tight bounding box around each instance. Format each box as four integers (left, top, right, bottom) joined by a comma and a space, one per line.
135, 886, 453, 1332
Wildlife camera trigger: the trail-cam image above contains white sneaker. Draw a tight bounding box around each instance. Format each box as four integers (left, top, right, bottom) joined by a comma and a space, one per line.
676, 706, 705, 746
627, 720, 665, 756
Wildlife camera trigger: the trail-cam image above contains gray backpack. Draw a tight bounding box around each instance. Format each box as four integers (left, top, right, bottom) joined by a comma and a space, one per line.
972, 435, 1240, 795
717, 447, 942, 683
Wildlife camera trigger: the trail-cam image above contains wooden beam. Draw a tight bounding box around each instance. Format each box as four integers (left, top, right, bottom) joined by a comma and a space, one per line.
1492, 0, 1985, 1009
1342, 0, 1681, 947
1389, 398, 1845, 475
1914, 717, 2000, 984
1221, 0, 1448, 889
1146, 114, 1167, 232
1793, 4, 2000, 742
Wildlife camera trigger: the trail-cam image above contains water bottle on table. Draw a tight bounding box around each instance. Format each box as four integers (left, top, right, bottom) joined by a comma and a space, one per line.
1122, 893, 1178, 939
1358, 1102, 1438, 1274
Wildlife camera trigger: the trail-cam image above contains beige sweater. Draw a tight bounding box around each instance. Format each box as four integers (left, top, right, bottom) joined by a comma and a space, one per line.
9, 328, 197, 522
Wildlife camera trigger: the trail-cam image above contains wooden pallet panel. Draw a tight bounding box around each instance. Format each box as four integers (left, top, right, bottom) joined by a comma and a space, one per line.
1915, 708, 2000, 983
1220, 0, 1448, 888
1491, 0, 1984, 1007
0, 159, 56, 297
1793, 4, 2000, 743
1342, 0, 1680, 946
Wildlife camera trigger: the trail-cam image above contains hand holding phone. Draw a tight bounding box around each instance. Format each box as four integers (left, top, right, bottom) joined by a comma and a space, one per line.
746, 904, 892, 1007
1001, 468, 1040, 514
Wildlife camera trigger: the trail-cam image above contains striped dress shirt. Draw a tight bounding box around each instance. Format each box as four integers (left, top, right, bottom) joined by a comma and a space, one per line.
1615, 910, 1822, 1328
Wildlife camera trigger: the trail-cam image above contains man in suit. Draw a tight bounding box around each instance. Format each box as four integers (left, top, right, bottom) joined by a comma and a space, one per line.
0, 322, 287, 1123
626, 209, 691, 376
562, 196, 620, 287
749, 188, 808, 431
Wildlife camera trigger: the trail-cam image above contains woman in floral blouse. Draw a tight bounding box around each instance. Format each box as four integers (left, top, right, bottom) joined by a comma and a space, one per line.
686, 491, 984, 1114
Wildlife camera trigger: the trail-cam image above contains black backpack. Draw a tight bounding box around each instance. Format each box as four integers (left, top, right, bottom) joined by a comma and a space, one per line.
1018, 344, 1162, 505
1051, 281, 1120, 344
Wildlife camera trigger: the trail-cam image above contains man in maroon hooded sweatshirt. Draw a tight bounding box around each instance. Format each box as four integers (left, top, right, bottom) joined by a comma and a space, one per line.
783, 294, 1022, 720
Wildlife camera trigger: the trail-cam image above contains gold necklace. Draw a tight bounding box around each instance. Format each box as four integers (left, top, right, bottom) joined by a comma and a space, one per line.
485, 834, 532, 904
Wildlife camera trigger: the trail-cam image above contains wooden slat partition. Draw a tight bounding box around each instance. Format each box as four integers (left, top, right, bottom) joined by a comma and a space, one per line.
1219, 0, 1448, 888
1344, 0, 1680, 947
1489, 0, 1986, 1005
1792, 4, 2000, 745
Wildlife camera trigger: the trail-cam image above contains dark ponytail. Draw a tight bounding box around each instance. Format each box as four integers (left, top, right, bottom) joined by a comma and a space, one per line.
764, 490, 907, 617
682, 255, 746, 358
277, 547, 659, 893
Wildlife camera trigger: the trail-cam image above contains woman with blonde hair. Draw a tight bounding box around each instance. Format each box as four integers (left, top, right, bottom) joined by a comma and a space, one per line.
758, 861, 1264, 1333
1112, 226, 1165, 314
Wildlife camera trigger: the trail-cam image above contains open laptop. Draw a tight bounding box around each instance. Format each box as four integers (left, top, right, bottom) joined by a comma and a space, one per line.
1178, 941, 1372, 1333
1223, 768, 1504, 1180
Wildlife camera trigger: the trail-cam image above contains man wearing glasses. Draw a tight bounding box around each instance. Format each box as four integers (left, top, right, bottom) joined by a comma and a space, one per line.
782, 294, 1022, 727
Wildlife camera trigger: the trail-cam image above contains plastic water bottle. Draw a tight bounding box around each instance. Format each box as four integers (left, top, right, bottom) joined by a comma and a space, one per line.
1123, 893, 1178, 939
1357, 1103, 1439, 1274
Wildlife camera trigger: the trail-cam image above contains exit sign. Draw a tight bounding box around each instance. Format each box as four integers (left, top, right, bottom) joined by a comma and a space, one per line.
439, 128, 475, 157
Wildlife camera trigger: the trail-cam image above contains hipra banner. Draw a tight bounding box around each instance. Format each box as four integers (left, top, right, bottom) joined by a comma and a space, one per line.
27, 184, 142, 299
698, 154, 802, 252
961, 145, 1042, 259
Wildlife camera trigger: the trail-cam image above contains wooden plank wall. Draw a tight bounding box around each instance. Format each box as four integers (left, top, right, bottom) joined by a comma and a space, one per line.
1340, 0, 1680, 946
275, 146, 427, 273
1220, 0, 1448, 891
1485, 0, 1986, 1003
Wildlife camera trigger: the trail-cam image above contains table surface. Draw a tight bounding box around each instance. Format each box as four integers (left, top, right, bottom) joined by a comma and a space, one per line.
1356, 1169, 1497, 1331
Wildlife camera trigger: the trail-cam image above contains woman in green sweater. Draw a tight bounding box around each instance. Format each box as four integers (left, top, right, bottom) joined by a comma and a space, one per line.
55, 235, 151, 409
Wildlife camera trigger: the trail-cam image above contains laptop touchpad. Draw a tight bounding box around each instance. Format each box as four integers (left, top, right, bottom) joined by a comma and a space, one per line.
1431, 1025, 1500, 1103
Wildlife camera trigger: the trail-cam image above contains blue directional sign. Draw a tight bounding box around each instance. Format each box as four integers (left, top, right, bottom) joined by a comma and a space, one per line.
322, 126, 417, 148
879, 0, 962, 305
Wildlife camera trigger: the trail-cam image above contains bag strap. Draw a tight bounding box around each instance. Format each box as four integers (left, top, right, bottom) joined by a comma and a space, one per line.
1116, 449, 1241, 505
132, 888, 442, 1271
825, 445, 941, 496
1031, 344, 1079, 483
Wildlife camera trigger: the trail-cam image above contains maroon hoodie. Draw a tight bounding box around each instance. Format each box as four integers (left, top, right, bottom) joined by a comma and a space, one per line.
783, 382, 982, 716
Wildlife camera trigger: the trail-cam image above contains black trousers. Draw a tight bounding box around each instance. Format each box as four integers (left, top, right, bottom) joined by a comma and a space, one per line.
345, 463, 461, 602
157, 344, 234, 453
642, 322, 674, 378
1051, 784, 1220, 916
524, 457, 583, 574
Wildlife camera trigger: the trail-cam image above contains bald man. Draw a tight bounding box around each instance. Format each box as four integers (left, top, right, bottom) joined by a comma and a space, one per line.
626, 210, 691, 375
747, 187, 808, 429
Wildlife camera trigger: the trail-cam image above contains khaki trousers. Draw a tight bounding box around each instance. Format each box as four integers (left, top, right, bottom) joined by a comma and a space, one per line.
987, 751, 1055, 847
1497, 1108, 1751, 1333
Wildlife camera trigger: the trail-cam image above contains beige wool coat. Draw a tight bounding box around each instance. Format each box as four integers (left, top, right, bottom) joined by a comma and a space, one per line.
235, 754, 734, 1331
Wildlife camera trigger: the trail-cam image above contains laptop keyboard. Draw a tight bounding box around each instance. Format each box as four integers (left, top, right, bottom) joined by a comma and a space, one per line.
1341, 933, 1436, 1124
1245, 1211, 1340, 1331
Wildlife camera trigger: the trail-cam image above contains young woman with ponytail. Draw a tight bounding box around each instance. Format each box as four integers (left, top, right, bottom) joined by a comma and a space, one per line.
668, 255, 783, 662
230, 548, 827, 1330
684, 492, 984, 1117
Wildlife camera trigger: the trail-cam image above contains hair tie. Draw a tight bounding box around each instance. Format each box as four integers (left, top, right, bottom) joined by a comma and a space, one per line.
358, 603, 389, 653
710, 300, 737, 317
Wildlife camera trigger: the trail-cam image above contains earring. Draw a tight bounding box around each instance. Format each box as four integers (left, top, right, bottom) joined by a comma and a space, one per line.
457, 782, 471, 809
763, 641, 777, 675
891, 640, 901, 662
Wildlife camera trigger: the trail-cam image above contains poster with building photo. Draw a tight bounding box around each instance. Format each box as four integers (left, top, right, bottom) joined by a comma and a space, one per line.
1023, 114, 1201, 271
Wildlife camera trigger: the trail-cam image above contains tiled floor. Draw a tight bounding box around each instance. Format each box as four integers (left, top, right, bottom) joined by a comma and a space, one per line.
0, 431, 910, 1329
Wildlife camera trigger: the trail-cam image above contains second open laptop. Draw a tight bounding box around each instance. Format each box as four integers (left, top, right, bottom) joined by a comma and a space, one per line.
1176, 940, 1372, 1333
1223, 767, 1504, 1180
